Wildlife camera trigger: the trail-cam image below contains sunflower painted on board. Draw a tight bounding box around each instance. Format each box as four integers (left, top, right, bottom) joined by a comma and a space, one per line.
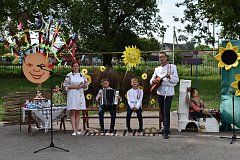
122, 45, 141, 69
215, 42, 240, 70
231, 74, 240, 96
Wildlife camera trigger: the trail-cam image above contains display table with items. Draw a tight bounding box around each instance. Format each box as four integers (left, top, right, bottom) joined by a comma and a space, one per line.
22, 96, 66, 133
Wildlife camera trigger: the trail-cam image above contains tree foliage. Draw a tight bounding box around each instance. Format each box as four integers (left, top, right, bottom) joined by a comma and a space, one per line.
194, 44, 210, 51
0, 0, 164, 66
68, 0, 163, 66
176, 0, 240, 43
0, 0, 71, 37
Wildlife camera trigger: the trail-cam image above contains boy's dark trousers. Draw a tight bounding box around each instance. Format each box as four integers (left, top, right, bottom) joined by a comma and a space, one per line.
99, 104, 117, 131
126, 106, 143, 130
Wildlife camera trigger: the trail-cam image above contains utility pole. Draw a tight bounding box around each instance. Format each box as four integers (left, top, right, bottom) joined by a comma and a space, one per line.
172, 17, 179, 64
173, 26, 175, 64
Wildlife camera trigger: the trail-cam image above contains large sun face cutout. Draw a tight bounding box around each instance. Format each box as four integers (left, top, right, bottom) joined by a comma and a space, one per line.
23, 53, 52, 84
122, 45, 141, 69
215, 42, 240, 70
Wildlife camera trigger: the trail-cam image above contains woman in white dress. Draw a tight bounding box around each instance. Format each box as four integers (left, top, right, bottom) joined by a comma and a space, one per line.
63, 62, 88, 136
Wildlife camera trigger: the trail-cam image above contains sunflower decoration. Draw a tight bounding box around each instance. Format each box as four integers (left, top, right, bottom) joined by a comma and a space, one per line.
100, 66, 106, 72
86, 94, 92, 100
141, 73, 148, 80
149, 98, 156, 106
81, 68, 88, 75
84, 74, 92, 84
231, 74, 240, 96
215, 42, 240, 70
125, 93, 128, 99
122, 45, 141, 70
119, 102, 125, 109
138, 86, 144, 90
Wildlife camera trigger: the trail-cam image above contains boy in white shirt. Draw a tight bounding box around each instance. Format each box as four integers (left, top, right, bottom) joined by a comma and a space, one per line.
126, 78, 143, 132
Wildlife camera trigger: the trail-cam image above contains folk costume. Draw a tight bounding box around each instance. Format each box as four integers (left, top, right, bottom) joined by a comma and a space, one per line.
150, 64, 179, 136
96, 87, 117, 133
126, 88, 143, 132
63, 72, 87, 110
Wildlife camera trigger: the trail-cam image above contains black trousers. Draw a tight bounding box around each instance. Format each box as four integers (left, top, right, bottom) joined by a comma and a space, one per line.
158, 95, 173, 134
189, 111, 205, 120
126, 106, 143, 130
98, 104, 117, 130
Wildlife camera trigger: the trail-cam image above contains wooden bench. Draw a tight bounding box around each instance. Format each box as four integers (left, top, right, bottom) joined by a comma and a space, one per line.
1, 91, 35, 131
79, 107, 162, 130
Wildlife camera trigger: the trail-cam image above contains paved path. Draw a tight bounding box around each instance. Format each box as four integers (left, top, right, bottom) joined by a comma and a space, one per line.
1, 111, 240, 160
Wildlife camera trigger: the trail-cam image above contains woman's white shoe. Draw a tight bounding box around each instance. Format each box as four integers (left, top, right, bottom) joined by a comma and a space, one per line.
76, 131, 81, 135
72, 132, 77, 136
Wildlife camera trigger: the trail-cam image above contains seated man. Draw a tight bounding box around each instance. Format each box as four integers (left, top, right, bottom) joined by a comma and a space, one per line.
188, 87, 210, 120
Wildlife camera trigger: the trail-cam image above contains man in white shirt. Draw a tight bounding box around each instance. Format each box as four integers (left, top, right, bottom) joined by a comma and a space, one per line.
150, 52, 179, 139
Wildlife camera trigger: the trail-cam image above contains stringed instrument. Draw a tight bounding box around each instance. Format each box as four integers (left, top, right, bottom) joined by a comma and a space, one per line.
150, 76, 163, 93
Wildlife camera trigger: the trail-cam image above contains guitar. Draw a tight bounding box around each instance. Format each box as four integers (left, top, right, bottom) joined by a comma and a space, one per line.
150, 76, 163, 93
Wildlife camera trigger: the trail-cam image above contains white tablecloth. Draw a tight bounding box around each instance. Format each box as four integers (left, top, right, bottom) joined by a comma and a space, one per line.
22, 106, 66, 132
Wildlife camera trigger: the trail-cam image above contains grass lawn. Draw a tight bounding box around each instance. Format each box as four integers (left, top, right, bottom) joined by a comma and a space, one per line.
171, 75, 221, 111
0, 75, 221, 111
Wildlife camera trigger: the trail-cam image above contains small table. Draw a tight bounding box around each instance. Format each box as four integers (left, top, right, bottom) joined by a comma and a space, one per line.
22, 106, 66, 132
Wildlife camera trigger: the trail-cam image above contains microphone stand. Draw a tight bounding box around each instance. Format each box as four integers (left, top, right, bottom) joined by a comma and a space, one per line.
220, 91, 240, 144
34, 66, 69, 153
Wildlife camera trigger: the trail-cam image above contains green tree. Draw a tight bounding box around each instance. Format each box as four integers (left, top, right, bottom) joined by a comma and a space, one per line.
195, 44, 210, 51
0, 0, 72, 43
0, 0, 165, 67
68, 0, 164, 67
176, 0, 240, 43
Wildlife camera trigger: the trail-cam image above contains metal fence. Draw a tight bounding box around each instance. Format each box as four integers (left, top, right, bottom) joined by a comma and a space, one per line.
0, 51, 220, 78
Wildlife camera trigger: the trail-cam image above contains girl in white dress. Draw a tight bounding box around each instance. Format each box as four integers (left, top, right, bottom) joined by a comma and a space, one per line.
63, 62, 88, 136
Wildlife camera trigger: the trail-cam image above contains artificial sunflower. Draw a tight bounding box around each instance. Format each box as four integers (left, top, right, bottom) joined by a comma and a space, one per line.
149, 98, 156, 105
122, 45, 141, 69
86, 94, 92, 100
125, 94, 128, 99
231, 74, 240, 96
215, 42, 240, 70
138, 86, 143, 90
100, 66, 106, 72
84, 74, 92, 84
141, 73, 148, 80
81, 68, 88, 75
119, 102, 125, 108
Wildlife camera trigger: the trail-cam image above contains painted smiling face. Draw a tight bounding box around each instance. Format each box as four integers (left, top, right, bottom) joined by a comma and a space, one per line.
23, 53, 51, 84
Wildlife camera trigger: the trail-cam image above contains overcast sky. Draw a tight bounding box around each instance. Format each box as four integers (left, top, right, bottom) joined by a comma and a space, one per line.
157, 0, 185, 43
157, 0, 220, 46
